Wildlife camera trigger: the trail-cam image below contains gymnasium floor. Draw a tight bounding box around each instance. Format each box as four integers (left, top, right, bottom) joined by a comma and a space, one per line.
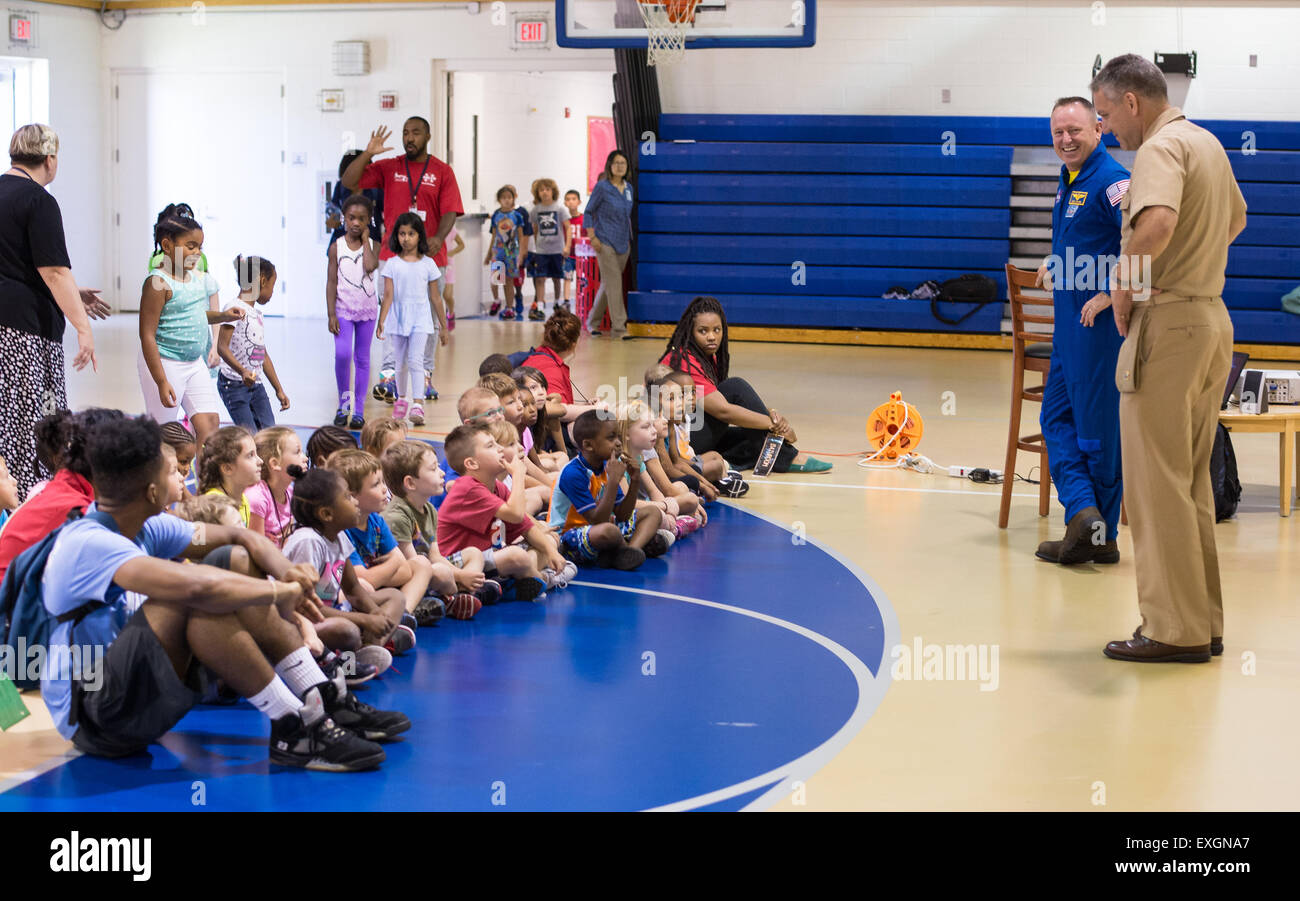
2, 314, 1298, 811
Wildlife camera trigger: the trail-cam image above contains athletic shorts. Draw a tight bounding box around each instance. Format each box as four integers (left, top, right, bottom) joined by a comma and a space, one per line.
560, 512, 638, 563
137, 351, 222, 423
527, 253, 565, 280
447, 546, 497, 575
68, 547, 234, 757
563, 257, 576, 276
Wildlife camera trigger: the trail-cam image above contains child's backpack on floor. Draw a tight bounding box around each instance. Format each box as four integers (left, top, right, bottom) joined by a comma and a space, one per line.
930, 273, 999, 326
0, 509, 111, 690
1211, 424, 1242, 522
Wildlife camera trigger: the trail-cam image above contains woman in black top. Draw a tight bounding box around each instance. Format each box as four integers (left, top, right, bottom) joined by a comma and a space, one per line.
0, 125, 108, 496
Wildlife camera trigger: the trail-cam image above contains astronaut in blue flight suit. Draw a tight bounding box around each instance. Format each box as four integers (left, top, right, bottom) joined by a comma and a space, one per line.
1034, 97, 1131, 565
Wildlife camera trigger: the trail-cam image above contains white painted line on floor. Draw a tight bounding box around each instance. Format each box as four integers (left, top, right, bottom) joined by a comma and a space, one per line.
751, 478, 1055, 499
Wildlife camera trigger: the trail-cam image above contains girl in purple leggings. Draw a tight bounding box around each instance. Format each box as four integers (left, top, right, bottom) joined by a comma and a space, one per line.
326, 194, 380, 429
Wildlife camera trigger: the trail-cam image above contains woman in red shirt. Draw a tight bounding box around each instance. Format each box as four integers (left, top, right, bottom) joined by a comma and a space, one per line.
523, 307, 604, 428
659, 297, 831, 474
0, 408, 121, 582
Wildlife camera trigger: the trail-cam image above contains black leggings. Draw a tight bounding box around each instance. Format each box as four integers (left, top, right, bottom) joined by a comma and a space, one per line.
691, 377, 798, 472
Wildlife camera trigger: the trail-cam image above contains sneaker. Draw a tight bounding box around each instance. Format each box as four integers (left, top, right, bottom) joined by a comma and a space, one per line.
372, 373, 396, 403
500, 308, 516, 321
385, 624, 416, 656
589, 328, 602, 338
716, 473, 750, 498
674, 514, 701, 537
349, 414, 365, 430
512, 576, 548, 603
542, 560, 578, 590
444, 593, 483, 620
321, 678, 411, 742
489, 301, 501, 316
413, 594, 445, 626
333, 406, 350, 427
393, 399, 410, 423
321, 651, 379, 687
447, 312, 455, 331
423, 379, 439, 401
400, 612, 418, 631
355, 644, 393, 677
528, 304, 545, 321
268, 688, 386, 772
645, 529, 674, 558
409, 404, 425, 426
474, 578, 503, 606
613, 546, 646, 570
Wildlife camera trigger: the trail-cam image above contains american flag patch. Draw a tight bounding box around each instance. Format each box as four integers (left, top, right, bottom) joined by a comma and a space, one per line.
1106, 179, 1130, 206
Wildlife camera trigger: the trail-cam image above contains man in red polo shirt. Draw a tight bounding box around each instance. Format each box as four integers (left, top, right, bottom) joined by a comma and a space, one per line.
343, 118, 465, 401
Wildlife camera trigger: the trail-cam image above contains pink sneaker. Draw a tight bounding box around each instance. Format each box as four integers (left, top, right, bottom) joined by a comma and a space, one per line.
393, 399, 410, 422
674, 515, 701, 537
446, 312, 455, 331
409, 404, 425, 426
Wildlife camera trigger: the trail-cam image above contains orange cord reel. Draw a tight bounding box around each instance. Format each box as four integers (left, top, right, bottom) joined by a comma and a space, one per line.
865, 392, 924, 461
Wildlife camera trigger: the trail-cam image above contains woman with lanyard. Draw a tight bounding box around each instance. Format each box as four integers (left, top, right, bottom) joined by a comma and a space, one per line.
584, 149, 635, 339
0, 124, 108, 497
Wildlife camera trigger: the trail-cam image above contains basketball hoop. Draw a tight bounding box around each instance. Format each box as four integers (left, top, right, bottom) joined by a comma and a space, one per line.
637, 0, 701, 67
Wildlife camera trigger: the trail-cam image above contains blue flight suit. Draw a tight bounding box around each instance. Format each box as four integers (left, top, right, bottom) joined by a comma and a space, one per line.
1040, 142, 1131, 541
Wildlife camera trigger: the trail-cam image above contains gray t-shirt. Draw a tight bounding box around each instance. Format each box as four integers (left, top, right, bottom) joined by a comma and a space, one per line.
528, 202, 571, 256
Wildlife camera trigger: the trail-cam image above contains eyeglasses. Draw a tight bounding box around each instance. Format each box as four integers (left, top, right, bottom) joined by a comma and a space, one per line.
466, 406, 504, 422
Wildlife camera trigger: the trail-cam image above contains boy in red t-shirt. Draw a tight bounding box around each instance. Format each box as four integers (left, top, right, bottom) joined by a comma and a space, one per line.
561, 189, 584, 307
436, 423, 567, 601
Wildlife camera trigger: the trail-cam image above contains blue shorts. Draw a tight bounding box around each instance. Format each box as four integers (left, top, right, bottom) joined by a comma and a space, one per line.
528, 253, 565, 280
560, 512, 638, 563
563, 257, 576, 276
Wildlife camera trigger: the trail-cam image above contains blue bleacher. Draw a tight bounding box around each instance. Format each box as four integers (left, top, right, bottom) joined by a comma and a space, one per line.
628, 114, 1300, 344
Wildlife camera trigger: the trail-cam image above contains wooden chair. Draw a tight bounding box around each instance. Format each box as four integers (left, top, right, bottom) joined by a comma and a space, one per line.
999, 264, 1054, 527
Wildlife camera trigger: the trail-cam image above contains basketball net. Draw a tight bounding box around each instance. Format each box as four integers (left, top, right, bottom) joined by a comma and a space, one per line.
637, 0, 700, 67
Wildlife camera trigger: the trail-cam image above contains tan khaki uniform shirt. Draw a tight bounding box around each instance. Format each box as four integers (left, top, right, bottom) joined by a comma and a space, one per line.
1120, 106, 1247, 298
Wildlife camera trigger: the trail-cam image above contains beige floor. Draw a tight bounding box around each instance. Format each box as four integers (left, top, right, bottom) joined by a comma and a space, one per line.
5, 314, 1299, 810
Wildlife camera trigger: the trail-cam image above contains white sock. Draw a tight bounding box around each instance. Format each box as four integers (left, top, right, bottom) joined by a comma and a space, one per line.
248, 676, 303, 721
274, 646, 328, 698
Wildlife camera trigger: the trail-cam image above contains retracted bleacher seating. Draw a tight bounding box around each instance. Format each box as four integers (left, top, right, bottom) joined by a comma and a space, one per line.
628, 114, 1300, 345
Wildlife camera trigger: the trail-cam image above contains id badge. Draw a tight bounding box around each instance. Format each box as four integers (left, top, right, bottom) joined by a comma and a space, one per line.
753, 433, 785, 477
410, 206, 427, 221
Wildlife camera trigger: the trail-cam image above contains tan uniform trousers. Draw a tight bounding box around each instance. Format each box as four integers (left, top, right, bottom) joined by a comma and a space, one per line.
587, 242, 630, 334
1117, 293, 1233, 646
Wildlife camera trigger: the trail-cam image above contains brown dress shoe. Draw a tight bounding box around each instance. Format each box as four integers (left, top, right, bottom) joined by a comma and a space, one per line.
1035, 539, 1120, 564
1104, 634, 1210, 663
1131, 627, 1221, 657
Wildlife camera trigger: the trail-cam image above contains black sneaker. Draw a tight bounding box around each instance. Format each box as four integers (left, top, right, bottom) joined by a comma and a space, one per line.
613, 546, 646, 570
474, 578, 503, 606
413, 594, 446, 626
715, 473, 749, 498
512, 576, 547, 603
268, 688, 386, 772
349, 414, 365, 430
321, 679, 411, 742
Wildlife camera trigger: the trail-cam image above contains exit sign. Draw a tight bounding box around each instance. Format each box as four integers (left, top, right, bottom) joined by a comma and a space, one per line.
517, 19, 547, 44
9, 12, 34, 46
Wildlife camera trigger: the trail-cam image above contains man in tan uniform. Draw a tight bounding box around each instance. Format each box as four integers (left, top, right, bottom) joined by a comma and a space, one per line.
1090, 54, 1247, 663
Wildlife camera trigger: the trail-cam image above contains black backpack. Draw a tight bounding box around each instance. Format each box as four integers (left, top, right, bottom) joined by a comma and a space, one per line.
931, 274, 999, 325
1211, 424, 1242, 522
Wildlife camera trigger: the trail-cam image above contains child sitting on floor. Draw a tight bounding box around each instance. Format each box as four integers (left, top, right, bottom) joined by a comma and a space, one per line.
199, 426, 262, 526
380, 439, 501, 619
548, 410, 670, 570
0, 455, 19, 532
306, 425, 358, 469
361, 416, 407, 460
487, 420, 549, 517
248, 426, 308, 548
617, 400, 703, 538
283, 465, 414, 655
160, 420, 197, 495
327, 449, 435, 631
437, 423, 567, 600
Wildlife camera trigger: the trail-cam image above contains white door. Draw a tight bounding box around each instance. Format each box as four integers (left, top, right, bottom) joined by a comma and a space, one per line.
113, 70, 289, 313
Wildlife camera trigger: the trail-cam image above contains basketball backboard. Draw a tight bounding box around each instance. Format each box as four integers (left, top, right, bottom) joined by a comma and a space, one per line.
555, 0, 816, 50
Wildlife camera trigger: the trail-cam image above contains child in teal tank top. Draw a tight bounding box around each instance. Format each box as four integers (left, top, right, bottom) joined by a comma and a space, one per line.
137, 210, 244, 467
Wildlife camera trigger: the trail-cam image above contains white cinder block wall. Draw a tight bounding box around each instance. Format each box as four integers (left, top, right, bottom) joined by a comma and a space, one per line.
659, 0, 1300, 121
19, 0, 1300, 318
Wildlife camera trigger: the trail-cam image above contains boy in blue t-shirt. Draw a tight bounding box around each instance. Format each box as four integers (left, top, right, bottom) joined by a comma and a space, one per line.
36, 415, 405, 769
485, 185, 532, 320
548, 411, 668, 570
328, 448, 435, 625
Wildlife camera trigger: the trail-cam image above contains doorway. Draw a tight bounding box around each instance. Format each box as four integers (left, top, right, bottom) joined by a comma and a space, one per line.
111, 69, 289, 313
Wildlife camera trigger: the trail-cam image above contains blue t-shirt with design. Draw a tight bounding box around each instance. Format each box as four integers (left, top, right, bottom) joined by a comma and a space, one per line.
346, 512, 398, 568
